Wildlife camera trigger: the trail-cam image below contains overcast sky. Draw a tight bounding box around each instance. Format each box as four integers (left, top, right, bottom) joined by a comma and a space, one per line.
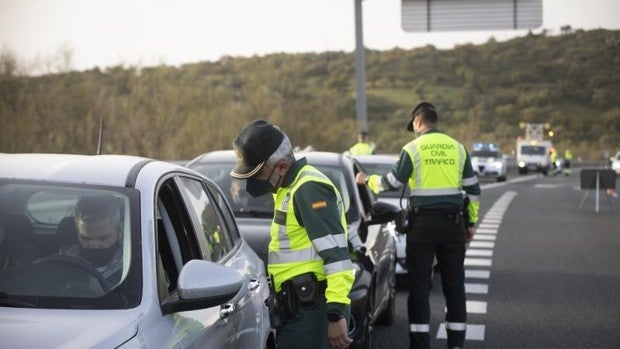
1, 0, 619, 73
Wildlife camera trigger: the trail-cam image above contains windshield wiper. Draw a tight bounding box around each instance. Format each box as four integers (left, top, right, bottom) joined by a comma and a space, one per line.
0, 292, 37, 308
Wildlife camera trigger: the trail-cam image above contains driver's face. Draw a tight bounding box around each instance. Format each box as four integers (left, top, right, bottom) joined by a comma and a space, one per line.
76, 217, 119, 249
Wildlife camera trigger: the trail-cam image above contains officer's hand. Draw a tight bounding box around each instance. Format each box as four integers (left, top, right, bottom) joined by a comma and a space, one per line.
328, 318, 353, 349
355, 172, 367, 185
465, 226, 475, 242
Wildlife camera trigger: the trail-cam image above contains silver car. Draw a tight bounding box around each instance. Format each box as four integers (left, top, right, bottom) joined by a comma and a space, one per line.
0, 153, 274, 349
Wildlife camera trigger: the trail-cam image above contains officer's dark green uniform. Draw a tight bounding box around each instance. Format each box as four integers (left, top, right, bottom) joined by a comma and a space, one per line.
366, 103, 481, 349
230, 120, 354, 349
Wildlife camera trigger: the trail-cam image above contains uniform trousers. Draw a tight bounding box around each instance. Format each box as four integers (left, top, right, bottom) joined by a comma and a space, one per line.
276, 295, 351, 349
406, 211, 467, 349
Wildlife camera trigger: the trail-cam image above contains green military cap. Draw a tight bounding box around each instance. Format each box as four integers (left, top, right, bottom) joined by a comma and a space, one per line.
230, 119, 284, 179
407, 102, 436, 131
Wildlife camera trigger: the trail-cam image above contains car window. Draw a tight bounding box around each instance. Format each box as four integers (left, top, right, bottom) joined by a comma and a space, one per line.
352, 161, 375, 217
358, 160, 410, 200
189, 162, 274, 218
0, 181, 141, 309
155, 177, 202, 299
204, 180, 240, 243
177, 177, 233, 262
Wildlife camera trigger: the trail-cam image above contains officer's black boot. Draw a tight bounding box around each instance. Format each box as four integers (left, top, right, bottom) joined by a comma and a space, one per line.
409, 332, 430, 349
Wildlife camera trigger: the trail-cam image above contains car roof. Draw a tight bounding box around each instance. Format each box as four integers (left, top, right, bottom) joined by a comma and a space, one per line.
354, 154, 399, 164
188, 150, 351, 168
0, 153, 183, 187
187, 150, 236, 166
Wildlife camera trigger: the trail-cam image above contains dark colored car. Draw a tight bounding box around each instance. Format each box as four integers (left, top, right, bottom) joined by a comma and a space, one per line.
188, 150, 398, 349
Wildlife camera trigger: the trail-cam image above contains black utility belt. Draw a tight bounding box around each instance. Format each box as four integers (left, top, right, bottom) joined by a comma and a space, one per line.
411, 206, 462, 216
276, 272, 326, 320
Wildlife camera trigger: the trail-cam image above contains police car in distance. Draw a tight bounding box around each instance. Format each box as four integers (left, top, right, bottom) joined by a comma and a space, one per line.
470, 142, 507, 182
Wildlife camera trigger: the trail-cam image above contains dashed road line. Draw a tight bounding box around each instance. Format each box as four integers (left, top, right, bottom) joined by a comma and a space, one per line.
436, 190, 517, 345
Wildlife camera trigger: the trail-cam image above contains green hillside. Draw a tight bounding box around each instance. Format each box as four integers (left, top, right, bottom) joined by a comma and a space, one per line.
1, 29, 618, 160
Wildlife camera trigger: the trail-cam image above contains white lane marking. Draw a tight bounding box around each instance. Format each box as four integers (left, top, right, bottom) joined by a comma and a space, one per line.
464, 258, 492, 266
437, 190, 516, 345
473, 234, 496, 241
466, 249, 493, 257
445, 301, 487, 314
534, 184, 561, 188
465, 270, 490, 279
465, 283, 489, 294
475, 228, 497, 234
469, 241, 495, 248
437, 324, 486, 340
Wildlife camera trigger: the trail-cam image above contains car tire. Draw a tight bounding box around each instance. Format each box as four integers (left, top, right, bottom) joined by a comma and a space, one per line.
349, 291, 373, 349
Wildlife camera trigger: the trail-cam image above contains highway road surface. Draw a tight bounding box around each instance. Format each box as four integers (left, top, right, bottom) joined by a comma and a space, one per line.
372, 169, 620, 349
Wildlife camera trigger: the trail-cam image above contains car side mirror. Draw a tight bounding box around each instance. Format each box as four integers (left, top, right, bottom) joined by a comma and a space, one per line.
162, 259, 244, 315
368, 201, 400, 225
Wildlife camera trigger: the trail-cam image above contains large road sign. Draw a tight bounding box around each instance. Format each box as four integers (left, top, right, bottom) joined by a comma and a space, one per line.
402, 0, 542, 32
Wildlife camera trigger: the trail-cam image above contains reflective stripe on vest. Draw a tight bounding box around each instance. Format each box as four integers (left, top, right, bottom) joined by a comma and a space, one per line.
403, 133, 465, 196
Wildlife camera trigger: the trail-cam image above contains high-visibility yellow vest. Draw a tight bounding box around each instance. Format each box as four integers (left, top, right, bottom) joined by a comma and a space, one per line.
402, 132, 465, 197
349, 142, 375, 156
268, 165, 353, 305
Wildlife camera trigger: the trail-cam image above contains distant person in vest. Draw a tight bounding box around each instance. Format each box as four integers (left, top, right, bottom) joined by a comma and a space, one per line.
563, 149, 573, 176
356, 102, 481, 349
60, 195, 123, 285
348, 130, 376, 156
230, 119, 354, 349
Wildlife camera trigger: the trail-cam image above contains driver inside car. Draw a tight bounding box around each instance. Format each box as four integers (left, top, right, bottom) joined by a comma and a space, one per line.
59, 195, 123, 285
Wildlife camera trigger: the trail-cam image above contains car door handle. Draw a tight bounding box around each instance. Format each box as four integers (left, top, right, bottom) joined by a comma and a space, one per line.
248, 278, 261, 291
220, 303, 235, 318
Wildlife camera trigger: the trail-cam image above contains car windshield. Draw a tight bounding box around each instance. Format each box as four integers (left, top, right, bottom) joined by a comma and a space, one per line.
357, 160, 410, 199
472, 150, 501, 158
0, 181, 141, 309
521, 146, 547, 155
189, 161, 352, 221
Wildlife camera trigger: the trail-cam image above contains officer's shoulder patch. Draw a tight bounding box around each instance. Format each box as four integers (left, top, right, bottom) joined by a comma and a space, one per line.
311, 200, 327, 210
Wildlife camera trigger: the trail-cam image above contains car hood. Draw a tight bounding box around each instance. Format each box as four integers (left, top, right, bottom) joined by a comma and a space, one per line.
472, 156, 500, 162
0, 308, 138, 348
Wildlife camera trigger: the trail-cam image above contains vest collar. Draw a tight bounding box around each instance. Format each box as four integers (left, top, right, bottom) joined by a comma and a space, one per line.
282, 157, 307, 187
419, 127, 440, 136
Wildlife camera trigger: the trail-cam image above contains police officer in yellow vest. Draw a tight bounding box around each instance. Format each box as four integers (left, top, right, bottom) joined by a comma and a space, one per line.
563, 149, 573, 176
356, 102, 481, 349
230, 120, 355, 349
549, 148, 559, 176
348, 130, 376, 156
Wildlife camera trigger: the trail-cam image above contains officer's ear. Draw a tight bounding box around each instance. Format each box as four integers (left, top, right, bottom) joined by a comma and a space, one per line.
274, 160, 289, 175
